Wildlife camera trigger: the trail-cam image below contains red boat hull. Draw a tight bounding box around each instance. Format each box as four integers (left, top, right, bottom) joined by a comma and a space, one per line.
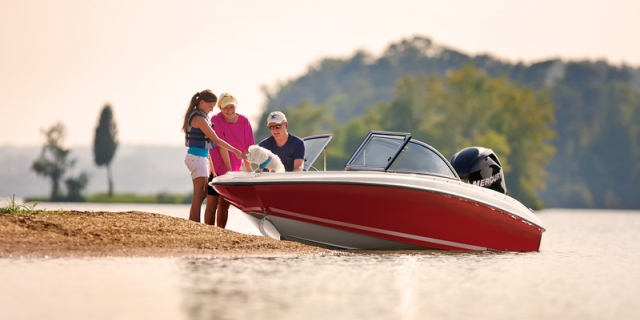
216, 182, 544, 252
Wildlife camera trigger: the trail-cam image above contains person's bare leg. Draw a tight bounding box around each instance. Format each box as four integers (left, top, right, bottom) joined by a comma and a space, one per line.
216, 197, 231, 229
204, 195, 220, 225
189, 177, 207, 222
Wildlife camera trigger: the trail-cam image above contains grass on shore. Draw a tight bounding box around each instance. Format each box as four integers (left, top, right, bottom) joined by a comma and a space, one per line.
1, 195, 41, 214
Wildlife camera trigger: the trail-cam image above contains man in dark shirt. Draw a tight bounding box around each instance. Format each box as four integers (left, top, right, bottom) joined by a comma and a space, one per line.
258, 111, 305, 172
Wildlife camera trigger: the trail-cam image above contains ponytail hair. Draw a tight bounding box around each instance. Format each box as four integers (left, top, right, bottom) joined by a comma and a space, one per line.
182, 89, 217, 133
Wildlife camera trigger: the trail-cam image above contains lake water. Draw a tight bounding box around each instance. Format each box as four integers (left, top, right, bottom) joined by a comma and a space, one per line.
1, 205, 639, 320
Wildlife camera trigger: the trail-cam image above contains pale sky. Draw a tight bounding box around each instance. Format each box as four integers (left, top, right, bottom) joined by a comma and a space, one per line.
1, 0, 638, 147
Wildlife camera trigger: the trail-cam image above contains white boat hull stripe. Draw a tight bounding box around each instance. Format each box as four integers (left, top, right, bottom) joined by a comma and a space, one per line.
269, 207, 487, 251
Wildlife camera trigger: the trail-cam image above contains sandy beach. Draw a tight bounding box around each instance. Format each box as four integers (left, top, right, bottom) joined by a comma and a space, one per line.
0, 211, 331, 258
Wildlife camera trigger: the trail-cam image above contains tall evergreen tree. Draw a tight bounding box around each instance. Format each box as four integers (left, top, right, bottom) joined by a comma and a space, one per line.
93, 104, 119, 197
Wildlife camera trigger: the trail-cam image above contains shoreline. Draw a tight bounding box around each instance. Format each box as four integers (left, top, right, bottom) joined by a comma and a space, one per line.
0, 211, 332, 258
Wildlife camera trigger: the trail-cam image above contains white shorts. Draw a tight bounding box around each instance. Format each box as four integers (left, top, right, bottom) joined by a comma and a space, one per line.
185, 154, 210, 179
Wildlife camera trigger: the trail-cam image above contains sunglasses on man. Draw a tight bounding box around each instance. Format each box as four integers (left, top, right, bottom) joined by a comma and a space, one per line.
268, 124, 283, 130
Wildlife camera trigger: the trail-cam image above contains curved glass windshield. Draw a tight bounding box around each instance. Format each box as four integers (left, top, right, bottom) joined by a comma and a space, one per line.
349, 135, 406, 168
388, 141, 457, 178
345, 131, 457, 178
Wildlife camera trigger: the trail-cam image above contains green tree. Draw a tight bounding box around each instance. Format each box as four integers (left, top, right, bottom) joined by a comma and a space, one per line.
373, 65, 556, 208
93, 104, 119, 197
545, 62, 640, 208
31, 122, 90, 201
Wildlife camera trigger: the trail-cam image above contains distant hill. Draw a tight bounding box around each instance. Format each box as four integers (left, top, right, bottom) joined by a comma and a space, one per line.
260, 36, 640, 128
0, 144, 190, 199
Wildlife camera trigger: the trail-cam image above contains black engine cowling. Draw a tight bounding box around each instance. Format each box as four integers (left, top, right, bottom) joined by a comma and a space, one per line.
450, 147, 507, 194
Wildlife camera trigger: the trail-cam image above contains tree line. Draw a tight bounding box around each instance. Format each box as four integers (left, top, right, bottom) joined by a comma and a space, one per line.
256, 36, 640, 210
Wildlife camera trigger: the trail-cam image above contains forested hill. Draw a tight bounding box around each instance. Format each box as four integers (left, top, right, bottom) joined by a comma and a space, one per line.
256, 36, 640, 210
261, 36, 639, 123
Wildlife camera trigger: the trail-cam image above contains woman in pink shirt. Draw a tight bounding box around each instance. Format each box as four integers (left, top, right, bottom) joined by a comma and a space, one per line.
205, 93, 255, 228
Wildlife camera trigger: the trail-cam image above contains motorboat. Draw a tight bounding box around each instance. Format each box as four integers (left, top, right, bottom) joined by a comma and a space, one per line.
212, 131, 545, 252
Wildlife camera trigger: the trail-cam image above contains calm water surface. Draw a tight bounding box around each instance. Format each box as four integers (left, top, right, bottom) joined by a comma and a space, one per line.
1, 205, 639, 320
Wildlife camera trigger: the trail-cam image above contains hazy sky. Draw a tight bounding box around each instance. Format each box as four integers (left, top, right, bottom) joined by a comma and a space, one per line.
2, 0, 638, 147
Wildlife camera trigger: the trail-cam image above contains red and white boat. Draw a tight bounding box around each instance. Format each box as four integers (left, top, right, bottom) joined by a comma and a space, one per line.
212, 131, 545, 252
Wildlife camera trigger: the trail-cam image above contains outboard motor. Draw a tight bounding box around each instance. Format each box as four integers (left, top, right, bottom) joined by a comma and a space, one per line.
450, 147, 507, 194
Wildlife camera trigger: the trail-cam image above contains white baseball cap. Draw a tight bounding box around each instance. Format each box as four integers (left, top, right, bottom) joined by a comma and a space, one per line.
267, 111, 287, 124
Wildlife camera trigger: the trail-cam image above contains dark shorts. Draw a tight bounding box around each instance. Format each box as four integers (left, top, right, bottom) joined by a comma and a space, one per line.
207, 173, 219, 196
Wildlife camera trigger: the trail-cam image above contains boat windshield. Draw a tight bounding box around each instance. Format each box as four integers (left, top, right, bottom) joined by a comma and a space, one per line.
345, 131, 457, 178
303, 134, 333, 171
388, 141, 457, 178
348, 135, 407, 169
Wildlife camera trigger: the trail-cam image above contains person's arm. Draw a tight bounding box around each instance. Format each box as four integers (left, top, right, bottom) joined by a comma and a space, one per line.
291, 138, 305, 172
192, 116, 245, 160
243, 118, 255, 172
243, 159, 252, 172
209, 156, 216, 177
292, 158, 304, 172
218, 147, 232, 172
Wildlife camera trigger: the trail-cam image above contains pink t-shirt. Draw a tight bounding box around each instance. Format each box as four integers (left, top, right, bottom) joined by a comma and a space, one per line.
209, 113, 255, 175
